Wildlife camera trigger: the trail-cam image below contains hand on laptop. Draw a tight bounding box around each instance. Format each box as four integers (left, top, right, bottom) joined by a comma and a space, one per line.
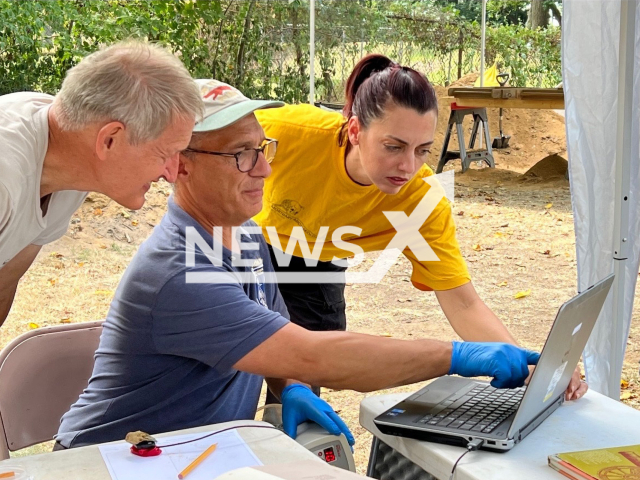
565, 366, 588, 400
449, 341, 541, 389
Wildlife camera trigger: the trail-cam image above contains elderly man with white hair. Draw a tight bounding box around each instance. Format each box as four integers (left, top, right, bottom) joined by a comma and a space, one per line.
56, 80, 539, 451
0, 41, 203, 327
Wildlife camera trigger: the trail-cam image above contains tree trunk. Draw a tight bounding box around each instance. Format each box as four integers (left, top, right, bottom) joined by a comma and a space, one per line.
235, 0, 256, 86
528, 0, 549, 29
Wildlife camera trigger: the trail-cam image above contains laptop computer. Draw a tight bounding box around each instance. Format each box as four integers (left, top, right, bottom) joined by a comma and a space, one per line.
374, 274, 614, 452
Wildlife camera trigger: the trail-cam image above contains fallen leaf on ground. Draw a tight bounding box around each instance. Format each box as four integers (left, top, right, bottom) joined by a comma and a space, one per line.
621, 379, 630, 389
514, 289, 531, 299
131, 220, 139, 226
60, 318, 71, 324
49, 252, 64, 258
497, 281, 508, 287
457, 211, 464, 216
93, 208, 103, 216
621, 391, 632, 400
93, 290, 114, 296
28, 322, 40, 329
381, 332, 393, 337
545, 203, 553, 209
471, 213, 484, 219
472, 244, 482, 251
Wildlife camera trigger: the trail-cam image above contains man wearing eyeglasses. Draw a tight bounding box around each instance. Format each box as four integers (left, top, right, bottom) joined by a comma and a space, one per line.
56, 80, 540, 450
56, 80, 355, 449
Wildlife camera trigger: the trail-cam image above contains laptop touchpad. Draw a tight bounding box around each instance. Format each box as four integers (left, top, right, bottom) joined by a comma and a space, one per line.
410, 383, 460, 408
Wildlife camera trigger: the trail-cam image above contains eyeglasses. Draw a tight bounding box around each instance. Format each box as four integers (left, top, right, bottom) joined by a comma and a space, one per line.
183, 138, 278, 173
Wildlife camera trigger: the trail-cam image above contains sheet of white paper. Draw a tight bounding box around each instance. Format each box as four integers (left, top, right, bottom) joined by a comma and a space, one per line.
99, 430, 263, 480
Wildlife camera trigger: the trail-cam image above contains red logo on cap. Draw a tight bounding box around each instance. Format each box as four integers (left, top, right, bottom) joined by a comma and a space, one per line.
205, 85, 233, 100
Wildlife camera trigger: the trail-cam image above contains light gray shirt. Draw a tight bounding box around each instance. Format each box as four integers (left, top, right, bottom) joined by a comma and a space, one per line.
0, 92, 87, 268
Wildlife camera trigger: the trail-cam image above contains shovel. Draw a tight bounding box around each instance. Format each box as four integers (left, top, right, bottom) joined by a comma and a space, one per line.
492, 73, 511, 149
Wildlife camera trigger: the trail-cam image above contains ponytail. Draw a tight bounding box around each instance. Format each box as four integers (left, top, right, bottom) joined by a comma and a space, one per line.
343, 54, 395, 119
339, 54, 437, 147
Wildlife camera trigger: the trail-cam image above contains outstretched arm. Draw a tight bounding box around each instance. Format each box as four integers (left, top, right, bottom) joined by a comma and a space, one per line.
0, 244, 42, 327
435, 281, 586, 400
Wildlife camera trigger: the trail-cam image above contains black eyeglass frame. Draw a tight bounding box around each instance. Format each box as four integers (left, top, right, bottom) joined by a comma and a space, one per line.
183, 138, 278, 172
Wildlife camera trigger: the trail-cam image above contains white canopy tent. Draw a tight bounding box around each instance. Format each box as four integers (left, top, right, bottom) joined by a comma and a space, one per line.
564, 0, 640, 399
305, 0, 638, 399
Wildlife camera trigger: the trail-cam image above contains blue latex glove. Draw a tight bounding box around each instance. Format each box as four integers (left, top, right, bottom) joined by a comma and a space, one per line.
281, 384, 355, 446
449, 341, 541, 389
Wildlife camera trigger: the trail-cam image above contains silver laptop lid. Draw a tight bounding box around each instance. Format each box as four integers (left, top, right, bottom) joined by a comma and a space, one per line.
507, 274, 614, 438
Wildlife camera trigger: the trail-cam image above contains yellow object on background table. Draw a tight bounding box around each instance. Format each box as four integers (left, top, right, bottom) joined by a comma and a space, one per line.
474, 62, 502, 87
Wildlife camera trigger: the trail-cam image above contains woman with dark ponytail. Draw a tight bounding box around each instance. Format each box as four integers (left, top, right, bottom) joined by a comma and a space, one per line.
255, 54, 585, 401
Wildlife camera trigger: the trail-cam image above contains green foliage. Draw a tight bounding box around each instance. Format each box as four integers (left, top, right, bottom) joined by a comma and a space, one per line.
0, 0, 563, 100
486, 1, 529, 26
432, 0, 529, 26
486, 24, 561, 87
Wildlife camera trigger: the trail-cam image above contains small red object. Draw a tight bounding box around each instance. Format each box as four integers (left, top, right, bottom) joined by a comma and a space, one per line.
450, 102, 482, 110
130, 445, 162, 457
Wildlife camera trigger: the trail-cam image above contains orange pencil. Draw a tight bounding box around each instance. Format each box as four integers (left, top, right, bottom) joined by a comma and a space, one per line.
0, 472, 15, 479
178, 443, 217, 479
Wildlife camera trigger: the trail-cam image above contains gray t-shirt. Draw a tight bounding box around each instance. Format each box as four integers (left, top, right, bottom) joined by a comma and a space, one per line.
0, 92, 87, 268
56, 197, 289, 447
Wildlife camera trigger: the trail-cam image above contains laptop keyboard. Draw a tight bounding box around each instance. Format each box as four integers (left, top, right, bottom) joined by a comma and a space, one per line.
416, 384, 524, 434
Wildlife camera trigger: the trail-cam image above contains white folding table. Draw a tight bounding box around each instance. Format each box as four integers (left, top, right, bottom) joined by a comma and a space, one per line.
360, 390, 640, 480
0, 420, 322, 480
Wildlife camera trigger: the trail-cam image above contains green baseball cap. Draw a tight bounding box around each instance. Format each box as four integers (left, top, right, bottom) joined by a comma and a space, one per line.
194, 79, 284, 132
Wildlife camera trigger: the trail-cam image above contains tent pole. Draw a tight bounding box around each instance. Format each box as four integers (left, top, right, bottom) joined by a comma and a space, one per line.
309, 0, 315, 105
478, 0, 487, 149
609, 0, 635, 400
480, 0, 486, 86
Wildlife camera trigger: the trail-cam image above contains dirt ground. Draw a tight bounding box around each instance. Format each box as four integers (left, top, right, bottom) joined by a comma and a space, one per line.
3, 84, 639, 474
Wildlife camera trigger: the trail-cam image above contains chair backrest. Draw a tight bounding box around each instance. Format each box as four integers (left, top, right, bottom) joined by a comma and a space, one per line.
0, 320, 103, 459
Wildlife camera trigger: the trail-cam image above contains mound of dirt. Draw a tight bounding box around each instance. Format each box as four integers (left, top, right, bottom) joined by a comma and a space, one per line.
449, 72, 479, 88
520, 154, 568, 182
453, 154, 569, 190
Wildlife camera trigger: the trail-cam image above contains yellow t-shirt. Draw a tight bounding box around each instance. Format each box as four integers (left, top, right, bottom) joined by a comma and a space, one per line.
254, 104, 470, 291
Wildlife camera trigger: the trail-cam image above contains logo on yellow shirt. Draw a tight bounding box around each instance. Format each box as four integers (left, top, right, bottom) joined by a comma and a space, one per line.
271, 199, 315, 238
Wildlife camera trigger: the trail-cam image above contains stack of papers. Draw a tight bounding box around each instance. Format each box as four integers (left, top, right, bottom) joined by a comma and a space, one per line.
99, 430, 263, 480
